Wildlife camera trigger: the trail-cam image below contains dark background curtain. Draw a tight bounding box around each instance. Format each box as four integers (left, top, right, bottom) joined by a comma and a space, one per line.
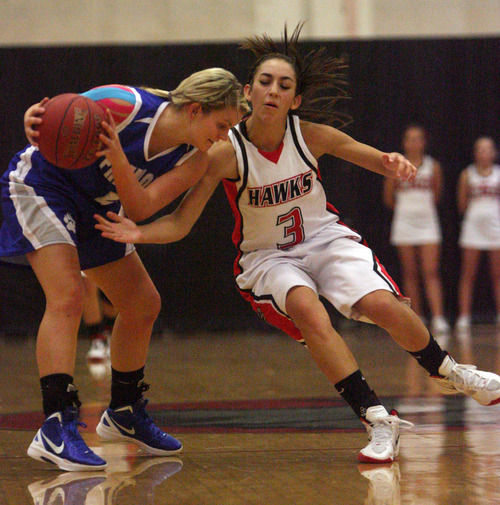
1, 37, 498, 335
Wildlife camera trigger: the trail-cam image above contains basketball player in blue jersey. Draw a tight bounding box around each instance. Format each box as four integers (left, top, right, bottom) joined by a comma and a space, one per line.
96, 25, 500, 464
1, 68, 248, 471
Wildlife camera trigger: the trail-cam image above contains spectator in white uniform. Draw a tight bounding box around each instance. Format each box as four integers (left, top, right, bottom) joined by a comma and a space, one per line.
456, 136, 500, 332
384, 125, 450, 336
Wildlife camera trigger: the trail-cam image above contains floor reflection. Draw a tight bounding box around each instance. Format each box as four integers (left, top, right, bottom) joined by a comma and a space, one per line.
28, 456, 183, 505
358, 463, 401, 505
3, 323, 497, 505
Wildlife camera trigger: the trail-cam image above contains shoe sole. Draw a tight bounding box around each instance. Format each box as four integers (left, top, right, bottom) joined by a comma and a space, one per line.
27, 443, 107, 472
96, 421, 183, 456
357, 436, 400, 464
357, 452, 395, 464
357, 444, 399, 464
431, 377, 500, 406
483, 396, 500, 406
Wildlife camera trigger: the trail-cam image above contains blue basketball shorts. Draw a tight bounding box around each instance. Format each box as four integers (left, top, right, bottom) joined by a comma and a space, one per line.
0, 146, 135, 270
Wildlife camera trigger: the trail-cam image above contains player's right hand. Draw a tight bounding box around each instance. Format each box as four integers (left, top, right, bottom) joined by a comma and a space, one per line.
382, 152, 417, 182
94, 212, 143, 244
24, 97, 49, 147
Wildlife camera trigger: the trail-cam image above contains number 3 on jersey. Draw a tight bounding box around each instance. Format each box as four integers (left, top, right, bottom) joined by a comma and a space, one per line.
277, 207, 305, 250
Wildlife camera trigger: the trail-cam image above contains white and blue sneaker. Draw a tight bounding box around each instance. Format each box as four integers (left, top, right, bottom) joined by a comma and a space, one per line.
86, 457, 183, 503
27, 407, 107, 471
96, 398, 182, 455
28, 471, 106, 505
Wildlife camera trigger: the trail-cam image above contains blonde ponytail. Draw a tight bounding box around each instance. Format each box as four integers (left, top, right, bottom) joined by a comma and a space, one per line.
145, 68, 249, 115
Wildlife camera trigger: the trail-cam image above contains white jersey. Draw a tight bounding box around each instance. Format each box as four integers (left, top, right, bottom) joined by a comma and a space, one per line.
223, 116, 400, 339
459, 164, 500, 250
390, 155, 441, 245
225, 115, 358, 253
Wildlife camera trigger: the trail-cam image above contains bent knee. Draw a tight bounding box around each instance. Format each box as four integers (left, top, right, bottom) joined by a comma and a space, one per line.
355, 290, 401, 322
288, 299, 333, 338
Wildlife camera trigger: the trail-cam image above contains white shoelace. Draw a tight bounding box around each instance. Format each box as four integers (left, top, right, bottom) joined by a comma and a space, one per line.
449, 364, 491, 393
370, 415, 414, 441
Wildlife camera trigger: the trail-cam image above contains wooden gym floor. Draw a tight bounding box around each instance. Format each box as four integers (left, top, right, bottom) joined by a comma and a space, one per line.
0, 322, 498, 504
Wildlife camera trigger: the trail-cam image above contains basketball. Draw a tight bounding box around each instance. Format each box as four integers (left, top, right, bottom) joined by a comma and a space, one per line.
36, 93, 105, 170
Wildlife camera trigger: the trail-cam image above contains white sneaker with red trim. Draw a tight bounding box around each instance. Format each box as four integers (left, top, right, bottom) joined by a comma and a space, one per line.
432, 355, 500, 406
358, 406, 413, 464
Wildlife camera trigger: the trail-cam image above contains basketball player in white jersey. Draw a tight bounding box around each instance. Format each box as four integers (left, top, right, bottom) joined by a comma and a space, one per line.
384, 125, 450, 336
95, 24, 500, 464
456, 136, 500, 332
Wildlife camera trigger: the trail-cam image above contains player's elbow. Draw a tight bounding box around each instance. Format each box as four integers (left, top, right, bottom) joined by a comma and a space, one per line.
173, 223, 193, 242
126, 212, 149, 225
127, 203, 158, 224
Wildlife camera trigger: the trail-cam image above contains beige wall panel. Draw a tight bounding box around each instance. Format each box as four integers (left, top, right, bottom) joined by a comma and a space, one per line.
0, 0, 499, 46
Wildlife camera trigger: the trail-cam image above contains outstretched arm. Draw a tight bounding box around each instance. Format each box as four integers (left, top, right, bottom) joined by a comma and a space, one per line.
302, 121, 417, 182
95, 140, 237, 244
95, 166, 217, 243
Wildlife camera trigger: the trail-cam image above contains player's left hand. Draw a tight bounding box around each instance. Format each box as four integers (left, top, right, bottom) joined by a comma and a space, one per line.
382, 152, 417, 181
96, 110, 130, 168
94, 212, 143, 243
24, 97, 50, 147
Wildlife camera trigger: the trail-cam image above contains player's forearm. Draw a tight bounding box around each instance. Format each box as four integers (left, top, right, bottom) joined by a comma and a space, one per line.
133, 214, 189, 244
137, 192, 205, 244
342, 142, 391, 176
137, 169, 219, 244
111, 163, 156, 222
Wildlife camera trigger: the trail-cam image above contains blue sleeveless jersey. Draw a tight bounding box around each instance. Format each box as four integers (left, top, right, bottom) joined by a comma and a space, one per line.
0, 85, 197, 269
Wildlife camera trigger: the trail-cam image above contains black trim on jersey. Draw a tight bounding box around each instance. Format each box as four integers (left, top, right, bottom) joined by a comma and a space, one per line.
238, 120, 250, 142
229, 126, 250, 265
238, 118, 288, 143
288, 115, 317, 174
230, 126, 249, 198
223, 125, 243, 183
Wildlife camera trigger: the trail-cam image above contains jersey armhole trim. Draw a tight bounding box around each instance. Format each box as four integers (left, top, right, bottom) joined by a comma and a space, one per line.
230, 127, 249, 194
289, 115, 317, 173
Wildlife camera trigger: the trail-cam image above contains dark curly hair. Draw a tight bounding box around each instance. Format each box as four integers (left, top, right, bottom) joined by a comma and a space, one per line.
240, 22, 350, 127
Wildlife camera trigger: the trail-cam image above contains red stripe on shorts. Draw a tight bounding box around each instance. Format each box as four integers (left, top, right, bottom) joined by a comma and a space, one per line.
238, 288, 304, 341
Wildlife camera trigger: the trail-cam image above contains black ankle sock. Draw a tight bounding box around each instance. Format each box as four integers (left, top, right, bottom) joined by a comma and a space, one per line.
110, 367, 145, 409
335, 370, 381, 421
408, 334, 448, 376
40, 373, 75, 417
